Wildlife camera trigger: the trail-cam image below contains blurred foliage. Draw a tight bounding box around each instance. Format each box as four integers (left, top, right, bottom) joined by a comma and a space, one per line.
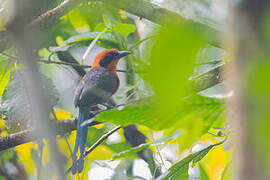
1, 70, 58, 132
0, 0, 231, 179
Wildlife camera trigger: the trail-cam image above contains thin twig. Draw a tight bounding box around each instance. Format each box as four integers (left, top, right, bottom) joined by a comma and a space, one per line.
84, 125, 121, 156
82, 28, 108, 64
37, 59, 144, 73
0, 52, 145, 73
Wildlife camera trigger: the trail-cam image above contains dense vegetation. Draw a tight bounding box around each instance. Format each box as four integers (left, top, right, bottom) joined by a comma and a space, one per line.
0, 0, 269, 179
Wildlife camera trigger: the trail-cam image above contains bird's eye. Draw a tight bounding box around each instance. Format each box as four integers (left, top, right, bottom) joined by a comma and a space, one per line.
99, 52, 118, 67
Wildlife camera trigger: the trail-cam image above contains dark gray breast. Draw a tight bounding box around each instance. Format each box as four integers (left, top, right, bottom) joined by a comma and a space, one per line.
74, 68, 119, 108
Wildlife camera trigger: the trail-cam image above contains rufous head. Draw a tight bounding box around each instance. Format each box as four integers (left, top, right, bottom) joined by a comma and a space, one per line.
91, 49, 131, 73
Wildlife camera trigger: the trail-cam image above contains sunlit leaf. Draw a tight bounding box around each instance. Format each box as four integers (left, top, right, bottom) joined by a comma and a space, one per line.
0, 53, 13, 96
220, 161, 232, 180
15, 142, 36, 174
143, 22, 205, 125
200, 164, 210, 180
50, 108, 72, 120
96, 95, 223, 131
200, 139, 231, 180
0, 119, 5, 130
67, 10, 90, 33
103, 14, 112, 29
87, 145, 114, 160
113, 23, 136, 37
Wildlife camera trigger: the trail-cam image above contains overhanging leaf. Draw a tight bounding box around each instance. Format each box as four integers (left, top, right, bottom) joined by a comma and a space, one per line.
95, 95, 224, 131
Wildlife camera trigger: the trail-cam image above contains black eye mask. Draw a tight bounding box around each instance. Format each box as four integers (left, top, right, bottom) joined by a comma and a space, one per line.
99, 52, 118, 67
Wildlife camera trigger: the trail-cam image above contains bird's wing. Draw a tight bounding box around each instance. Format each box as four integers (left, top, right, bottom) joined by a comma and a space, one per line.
74, 68, 119, 107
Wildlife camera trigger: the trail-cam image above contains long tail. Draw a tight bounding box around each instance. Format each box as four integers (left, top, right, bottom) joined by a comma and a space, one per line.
72, 107, 89, 174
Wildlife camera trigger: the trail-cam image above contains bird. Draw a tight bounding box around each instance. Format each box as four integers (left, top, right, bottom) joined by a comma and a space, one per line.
71, 49, 130, 174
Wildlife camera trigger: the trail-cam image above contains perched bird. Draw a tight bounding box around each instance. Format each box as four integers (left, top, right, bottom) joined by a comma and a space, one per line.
72, 49, 130, 174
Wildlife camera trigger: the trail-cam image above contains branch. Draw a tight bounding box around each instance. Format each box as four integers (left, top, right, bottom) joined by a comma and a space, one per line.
85, 125, 121, 155
29, 0, 83, 29
0, 118, 100, 151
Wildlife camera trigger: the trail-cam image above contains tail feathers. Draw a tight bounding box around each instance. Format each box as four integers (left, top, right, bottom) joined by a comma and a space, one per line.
72, 108, 89, 174
78, 123, 88, 173
78, 156, 85, 173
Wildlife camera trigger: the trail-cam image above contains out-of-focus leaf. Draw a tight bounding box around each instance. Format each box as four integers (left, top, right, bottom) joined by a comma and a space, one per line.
157, 145, 213, 180
1, 70, 58, 132
113, 131, 181, 159
0, 52, 14, 96
0, 119, 5, 130
65, 32, 118, 44
96, 95, 224, 131
50, 108, 72, 120
143, 22, 205, 125
220, 161, 232, 180
0, 149, 14, 165
0, 69, 11, 97
200, 164, 210, 180
87, 145, 114, 160
199, 138, 231, 180
65, 9, 90, 33
15, 142, 36, 173
106, 142, 131, 154
103, 14, 112, 29
113, 24, 136, 37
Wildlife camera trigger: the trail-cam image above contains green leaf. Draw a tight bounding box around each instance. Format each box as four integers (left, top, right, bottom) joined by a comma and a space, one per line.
221, 161, 232, 180
144, 22, 205, 124
113, 131, 181, 160
113, 23, 136, 37
192, 146, 212, 166
0, 68, 11, 97
67, 9, 90, 33
103, 14, 112, 29
95, 95, 224, 131
0, 52, 16, 97
199, 165, 210, 180
0, 149, 14, 164
157, 145, 213, 180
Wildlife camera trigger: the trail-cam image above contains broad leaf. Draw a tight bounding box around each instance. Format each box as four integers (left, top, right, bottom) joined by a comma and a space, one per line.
113, 24, 136, 37
95, 95, 224, 131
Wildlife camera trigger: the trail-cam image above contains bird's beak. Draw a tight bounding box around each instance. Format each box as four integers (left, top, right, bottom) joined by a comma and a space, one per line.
117, 51, 131, 59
